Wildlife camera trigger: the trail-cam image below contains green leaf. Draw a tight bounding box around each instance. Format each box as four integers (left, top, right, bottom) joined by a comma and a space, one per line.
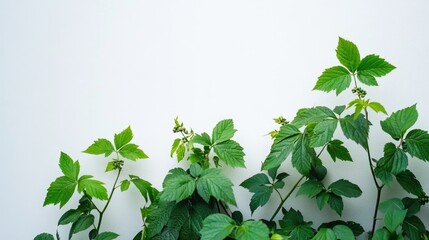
170, 138, 181, 157
114, 126, 133, 150
336, 37, 360, 72
83, 138, 115, 157
240, 173, 270, 191
213, 140, 245, 168
381, 104, 418, 140
403, 216, 426, 240
58, 209, 82, 225
405, 129, 429, 161
371, 228, 390, 240
212, 119, 237, 144
332, 225, 354, 240
333, 105, 346, 115
105, 161, 115, 172
374, 165, 393, 185
378, 143, 408, 174
328, 179, 362, 198
200, 214, 236, 240
292, 134, 313, 176
192, 133, 212, 146
118, 143, 148, 160
70, 214, 95, 236
59, 152, 80, 180
340, 114, 369, 150
310, 119, 338, 148
296, 180, 324, 198
311, 228, 336, 240
316, 191, 330, 210
120, 180, 130, 192
357, 72, 378, 86
291, 107, 336, 129
248, 186, 273, 214
146, 201, 175, 238
78, 175, 108, 200
395, 170, 425, 197
379, 198, 407, 232
190, 163, 203, 177
262, 126, 300, 170
327, 193, 344, 216
130, 176, 153, 201
291, 225, 315, 240
236, 220, 270, 240
160, 172, 195, 202
197, 168, 236, 206
176, 143, 185, 162
357, 54, 395, 77
43, 176, 77, 208
327, 140, 352, 162
313, 66, 352, 95
93, 232, 120, 240
34, 233, 55, 240
368, 102, 387, 115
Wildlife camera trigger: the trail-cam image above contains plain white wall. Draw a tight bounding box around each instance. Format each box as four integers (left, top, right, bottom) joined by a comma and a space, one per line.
1, 1, 429, 239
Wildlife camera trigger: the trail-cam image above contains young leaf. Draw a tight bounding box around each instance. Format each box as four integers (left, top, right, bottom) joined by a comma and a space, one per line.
83, 139, 115, 157
213, 140, 245, 168
311, 228, 336, 240
381, 104, 418, 140
296, 180, 324, 198
118, 143, 148, 160
327, 193, 344, 216
395, 170, 425, 197
70, 214, 95, 236
310, 119, 338, 148
340, 114, 369, 150
212, 119, 237, 144
105, 161, 115, 172
59, 152, 80, 180
327, 140, 352, 162
313, 66, 351, 95
405, 129, 429, 161
200, 214, 236, 240
34, 233, 55, 240
328, 179, 362, 198
336, 37, 360, 72
368, 102, 388, 115
291, 134, 313, 176
379, 198, 407, 232
377, 142, 408, 174
114, 126, 133, 150
58, 209, 82, 225
43, 176, 77, 208
170, 138, 181, 157
176, 143, 186, 162
196, 168, 237, 206
192, 133, 212, 146
291, 107, 336, 129
78, 175, 108, 200
236, 220, 270, 240
357, 54, 395, 77
93, 232, 119, 240
332, 225, 354, 240
160, 172, 195, 202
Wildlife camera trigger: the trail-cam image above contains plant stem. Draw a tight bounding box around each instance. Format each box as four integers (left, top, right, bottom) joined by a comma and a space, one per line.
96, 156, 123, 233
269, 175, 305, 221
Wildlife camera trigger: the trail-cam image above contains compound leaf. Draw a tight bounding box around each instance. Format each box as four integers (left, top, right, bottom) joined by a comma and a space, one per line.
83, 138, 115, 157
114, 126, 133, 150
313, 66, 352, 95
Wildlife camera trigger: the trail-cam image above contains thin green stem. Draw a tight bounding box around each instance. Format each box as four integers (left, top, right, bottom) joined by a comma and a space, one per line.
269, 175, 305, 221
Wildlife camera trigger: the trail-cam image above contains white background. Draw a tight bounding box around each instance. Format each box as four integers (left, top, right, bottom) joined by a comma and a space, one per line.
1, 1, 429, 239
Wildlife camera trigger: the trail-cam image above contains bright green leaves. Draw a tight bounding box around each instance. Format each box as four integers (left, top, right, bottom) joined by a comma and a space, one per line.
77, 175, 108, 200
332, 225, 355, 240
212, 119, 237, 145
381, 104, 418, 140
291, 107, 336, 129
161, 170, 196, 202
240, 168, 288, 214
193, 133, 212, 146
93, 232, 119, 240
347, 99, 387, 119
336, 37, 360, 73
328, 179, 362, 198
84, 126, 148, 161
114, 126, 133, 150
213, 140, 245, 168
69, 214, 95, 237
379, 198, 408, 233
197, 168, 237, 206
34, 233, 55, 240
83, 139, 115, 157
44, 153, 80, 208
313, 66, 352, 95
378, 143, 408, 174
297, 180, 324, 198
340, 114, 369, 150
405, 129, 429, 161
279, 208, 314, 240
200, 214, 269, 240
312, 228, 336, 240
314, 37, 395, 95
310, 119, 338, 148
357, 54, 395, 79
292, 134, 314, 176
327, 140, 352, 162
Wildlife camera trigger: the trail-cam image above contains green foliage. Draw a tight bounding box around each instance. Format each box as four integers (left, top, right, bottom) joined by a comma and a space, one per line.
34, 233, 55, 240
379, 199, 407, 232
405, 129, 429, 161
93, 232, 119, 240
326, 140, 352, 162
328, 179, 362, 198
381, 104, 418, 140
